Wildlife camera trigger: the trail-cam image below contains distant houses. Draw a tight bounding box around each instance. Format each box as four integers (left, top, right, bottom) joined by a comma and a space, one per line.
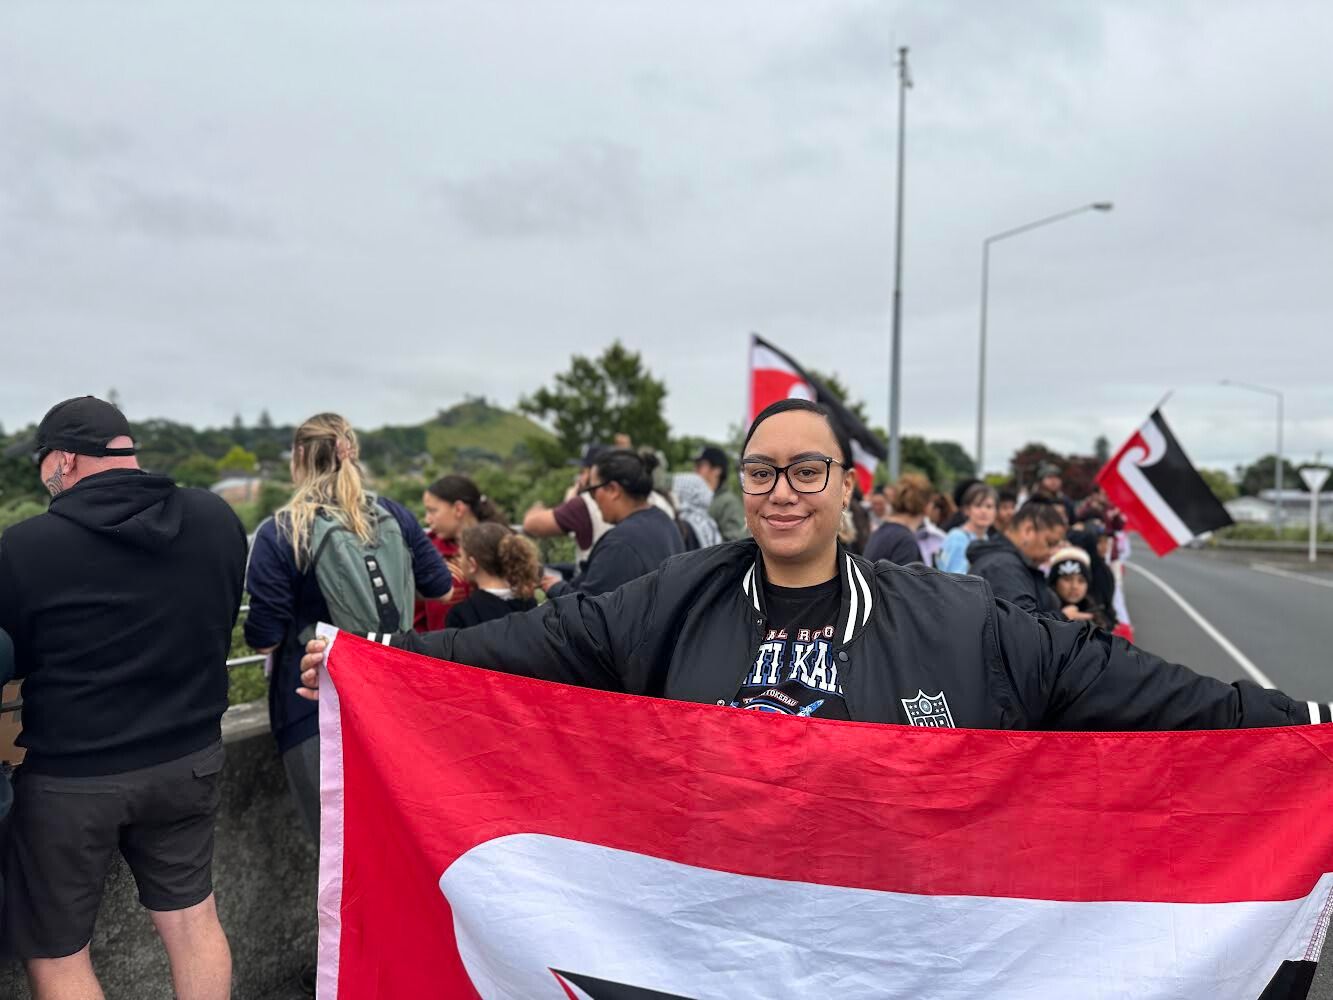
1226, 491, 1333, 527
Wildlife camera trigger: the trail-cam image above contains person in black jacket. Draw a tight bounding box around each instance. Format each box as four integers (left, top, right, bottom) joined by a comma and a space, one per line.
965, 500, 1067, 616
299, 398, 1330, 733
0, 396, 244, 999
545, 449, 684, 598
445, 523, 540, 629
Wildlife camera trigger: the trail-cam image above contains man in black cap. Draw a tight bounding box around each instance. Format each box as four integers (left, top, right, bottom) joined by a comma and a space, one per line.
0, 396, 246, 999
694, 445, 748, 542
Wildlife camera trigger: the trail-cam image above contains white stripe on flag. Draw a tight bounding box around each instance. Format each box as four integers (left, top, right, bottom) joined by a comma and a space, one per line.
1117, 419, 1196, 546
1310, 701, 1320, 725
440, 834, 1333, 1000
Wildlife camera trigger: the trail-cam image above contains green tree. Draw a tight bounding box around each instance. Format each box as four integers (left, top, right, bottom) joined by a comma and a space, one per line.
928, 440, 976, 483
1198, 468, 1238, 503
899, 436, 945, 486
217, 445, 259, 476
519, 341, 669, 465
173, 453, 220, 488
1238, 454, 1302, 497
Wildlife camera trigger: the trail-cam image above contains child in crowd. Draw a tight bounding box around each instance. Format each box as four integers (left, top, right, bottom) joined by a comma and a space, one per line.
445, 522, 541, 629
938, 483, 998, 574
1047, 547, 1112, 629
415, 475, 506, 631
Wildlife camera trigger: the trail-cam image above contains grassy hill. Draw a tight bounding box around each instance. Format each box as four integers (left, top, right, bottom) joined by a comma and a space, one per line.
422, 398, 553, 465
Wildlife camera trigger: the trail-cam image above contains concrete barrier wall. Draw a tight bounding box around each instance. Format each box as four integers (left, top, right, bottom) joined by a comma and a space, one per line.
1, 701, 317, 1000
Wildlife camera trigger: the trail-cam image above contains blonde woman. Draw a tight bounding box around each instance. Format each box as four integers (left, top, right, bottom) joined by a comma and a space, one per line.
244, 413, 451, 840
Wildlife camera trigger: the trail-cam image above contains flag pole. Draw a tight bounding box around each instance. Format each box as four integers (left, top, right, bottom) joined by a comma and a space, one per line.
887, 46, 911, 483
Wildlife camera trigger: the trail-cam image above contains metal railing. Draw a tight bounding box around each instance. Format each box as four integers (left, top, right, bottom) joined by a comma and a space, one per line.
226, 605, 266, 669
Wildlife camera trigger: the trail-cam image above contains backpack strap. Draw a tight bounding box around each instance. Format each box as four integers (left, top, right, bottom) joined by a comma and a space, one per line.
364, 552, 401, 633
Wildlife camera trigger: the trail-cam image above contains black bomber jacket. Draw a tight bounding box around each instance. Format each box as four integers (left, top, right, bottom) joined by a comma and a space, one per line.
385, 540, 1321, 731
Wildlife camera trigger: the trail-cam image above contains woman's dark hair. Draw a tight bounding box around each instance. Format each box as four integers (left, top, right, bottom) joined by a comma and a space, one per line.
426, 474, 503, 523
593, 449, 658, 500
742, 399, 853, 468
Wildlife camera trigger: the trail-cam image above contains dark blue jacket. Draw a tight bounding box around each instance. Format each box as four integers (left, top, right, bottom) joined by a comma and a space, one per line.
245, 497, 451, 753
548, 506, 684, 598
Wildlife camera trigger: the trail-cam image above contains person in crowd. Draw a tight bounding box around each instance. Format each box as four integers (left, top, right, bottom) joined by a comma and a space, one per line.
941, 478, 982, 532
694, 445, 749, 541
245, 413, 451, 844
0, 628, 11, 926
1047, 548, 1113, 630
866, 483, 889, 531
966, 500, 1067, 616
916, 493, 955, 567
544, 449, 684, 597
1032, 463, 1077, 523
863, 472, 929, 565
302, 396, 1328, 733
995, 488, 1018, 534
672, 472, 723, 550
1067, 525, 1119, 629
416, 474, 505, 631
445, 523, 541, 629
938, 483, 998, 574
0, 396, 246, 999
523, 444, 614, 573
847, 485, 872, 553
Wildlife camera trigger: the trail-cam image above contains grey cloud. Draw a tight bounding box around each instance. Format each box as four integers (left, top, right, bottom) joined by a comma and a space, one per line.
435, 142, 653, 239
98, 179, 273, 243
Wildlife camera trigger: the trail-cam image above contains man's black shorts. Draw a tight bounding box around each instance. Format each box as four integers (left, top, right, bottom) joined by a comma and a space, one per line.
2, 740, 225, 960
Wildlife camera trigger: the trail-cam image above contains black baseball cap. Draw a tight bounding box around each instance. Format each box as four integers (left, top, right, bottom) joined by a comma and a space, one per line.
5, 396, 136, 462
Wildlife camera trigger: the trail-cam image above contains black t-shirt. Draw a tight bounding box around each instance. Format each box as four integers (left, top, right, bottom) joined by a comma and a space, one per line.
730, 577, 849, 720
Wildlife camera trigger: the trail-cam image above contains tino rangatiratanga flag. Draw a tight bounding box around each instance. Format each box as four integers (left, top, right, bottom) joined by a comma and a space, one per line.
748, 334, 886, 494
1096, 407, 1234, 557
316, 631, 1333, 999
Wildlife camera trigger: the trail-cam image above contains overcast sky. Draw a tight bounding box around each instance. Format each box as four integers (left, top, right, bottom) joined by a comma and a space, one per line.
3, 1, 1330, 473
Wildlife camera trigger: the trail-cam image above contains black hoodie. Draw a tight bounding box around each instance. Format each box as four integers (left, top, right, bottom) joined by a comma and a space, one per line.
965, 534, 1063, 617
0, 469, 247, 776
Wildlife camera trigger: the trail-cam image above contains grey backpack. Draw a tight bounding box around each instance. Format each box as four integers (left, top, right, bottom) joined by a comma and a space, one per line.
301, 495, 416, 640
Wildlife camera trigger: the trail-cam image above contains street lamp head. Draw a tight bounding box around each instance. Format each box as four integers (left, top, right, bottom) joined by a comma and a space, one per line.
1091, 202, 1114, 212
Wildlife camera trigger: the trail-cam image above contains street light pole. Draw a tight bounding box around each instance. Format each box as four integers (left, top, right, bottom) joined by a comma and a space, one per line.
887, 46, 912, 483
1220, 380, 1286, 532
974, 201, 1113, 476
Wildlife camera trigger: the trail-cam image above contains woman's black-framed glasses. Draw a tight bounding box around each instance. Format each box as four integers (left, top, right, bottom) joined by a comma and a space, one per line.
739, 456, 847, 496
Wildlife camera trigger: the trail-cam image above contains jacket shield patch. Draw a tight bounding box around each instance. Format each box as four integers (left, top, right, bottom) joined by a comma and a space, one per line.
901, 690, 955, 728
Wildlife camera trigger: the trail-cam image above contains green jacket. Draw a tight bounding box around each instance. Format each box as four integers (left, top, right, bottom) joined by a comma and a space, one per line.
708, 489, 749, 541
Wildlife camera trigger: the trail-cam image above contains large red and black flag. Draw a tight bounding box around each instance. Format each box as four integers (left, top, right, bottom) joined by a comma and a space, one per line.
1096, 408, 1234, 556
318, 631, 1333, 999
748, 334, 886, 494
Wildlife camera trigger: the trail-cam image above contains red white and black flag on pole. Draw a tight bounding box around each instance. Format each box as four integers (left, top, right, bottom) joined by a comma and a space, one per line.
318, 632, 1333, 999
1096, 407, 1234, 557
748, 334, 886, 494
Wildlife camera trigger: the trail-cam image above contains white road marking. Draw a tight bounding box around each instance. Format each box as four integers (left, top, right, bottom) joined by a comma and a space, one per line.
1124, 561, 1275, 688
1250, 562, 1333, 590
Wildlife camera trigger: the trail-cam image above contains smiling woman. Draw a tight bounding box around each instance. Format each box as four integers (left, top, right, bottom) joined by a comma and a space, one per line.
298, 406, 1329, 734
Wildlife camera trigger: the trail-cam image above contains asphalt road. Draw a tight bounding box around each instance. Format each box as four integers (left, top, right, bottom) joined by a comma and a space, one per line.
1124, 544, 1333, 1000
1124, 545, 1333, 698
